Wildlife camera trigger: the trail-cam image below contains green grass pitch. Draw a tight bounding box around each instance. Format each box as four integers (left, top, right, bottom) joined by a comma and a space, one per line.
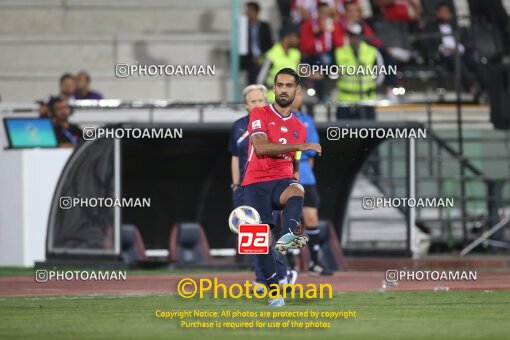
1, 291, 509, 339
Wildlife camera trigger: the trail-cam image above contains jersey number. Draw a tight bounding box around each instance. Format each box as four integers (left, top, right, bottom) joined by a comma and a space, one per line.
279, 138, 287, 144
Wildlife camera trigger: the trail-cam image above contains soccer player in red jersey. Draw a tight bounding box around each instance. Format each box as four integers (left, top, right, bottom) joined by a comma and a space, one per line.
241, 67, 322, 307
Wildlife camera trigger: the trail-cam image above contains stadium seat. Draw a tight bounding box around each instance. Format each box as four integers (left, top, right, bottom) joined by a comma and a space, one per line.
371, 20, 411, 50
168, 222, 213, 264
466, 22, 504, 62
371, 19, 432, 74
297, 220, 347, 272
121, 224, 147, 263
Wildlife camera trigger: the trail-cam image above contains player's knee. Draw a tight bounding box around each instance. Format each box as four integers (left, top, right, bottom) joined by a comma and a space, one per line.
290, 184, 305, 197
280, 184, 304, 205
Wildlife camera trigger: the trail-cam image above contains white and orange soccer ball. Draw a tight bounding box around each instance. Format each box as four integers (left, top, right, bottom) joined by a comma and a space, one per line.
228, 205, 261, 234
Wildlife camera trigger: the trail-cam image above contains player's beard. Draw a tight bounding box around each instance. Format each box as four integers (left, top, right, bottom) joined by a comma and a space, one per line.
275, 92, 295, 108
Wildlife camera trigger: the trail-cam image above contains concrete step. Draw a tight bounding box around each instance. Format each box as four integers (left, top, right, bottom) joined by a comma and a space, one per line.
345, 177, 407, 245
0, 0, 232, 34
0, 75, 228, 102
345, 255, 510, 270
0, 33, 229, 72
0, 32, 230, 102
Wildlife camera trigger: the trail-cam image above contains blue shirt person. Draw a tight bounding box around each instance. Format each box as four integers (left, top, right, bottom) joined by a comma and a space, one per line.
294, 111, 319, 186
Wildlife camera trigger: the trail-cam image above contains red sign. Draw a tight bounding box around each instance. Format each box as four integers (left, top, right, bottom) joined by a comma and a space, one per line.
238, 224, 270, 254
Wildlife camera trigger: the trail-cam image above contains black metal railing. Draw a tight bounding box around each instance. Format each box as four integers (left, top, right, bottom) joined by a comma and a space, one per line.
360, 129, 509, 250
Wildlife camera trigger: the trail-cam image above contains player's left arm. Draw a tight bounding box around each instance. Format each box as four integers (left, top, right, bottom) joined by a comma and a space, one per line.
304, 116, 320, 158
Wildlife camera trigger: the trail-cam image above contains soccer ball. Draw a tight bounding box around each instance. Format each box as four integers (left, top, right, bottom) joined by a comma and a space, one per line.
228, 206, 261, 234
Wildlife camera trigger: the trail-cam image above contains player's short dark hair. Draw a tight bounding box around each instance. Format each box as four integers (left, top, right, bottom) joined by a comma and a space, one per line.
59, 73, 74, 84
246, 1, 260, 13
47, 96, 69, 115
274, 68, 300, 86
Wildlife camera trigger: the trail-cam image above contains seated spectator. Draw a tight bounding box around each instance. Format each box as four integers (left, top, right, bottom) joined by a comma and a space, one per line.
342, 1, 398, 98
74, 71, 103, 100
341, 1, 381, 47
256, 25, 301, 103
291, 0, 337, 24
372, 0, 422, 24
334, 0, 361, 21
48, 96, 82, 148
59, 73, 76, 102
300, 2, 344, 58
299, 2, 344, 100
335, 23, 384, 120
426, 2, 487, 101
36, 100, 50, 118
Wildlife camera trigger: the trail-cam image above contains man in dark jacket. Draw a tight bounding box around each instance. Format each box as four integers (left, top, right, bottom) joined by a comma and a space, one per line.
241, 2, 273, 84
425, 2, 487, 101
48, 96, 82, 148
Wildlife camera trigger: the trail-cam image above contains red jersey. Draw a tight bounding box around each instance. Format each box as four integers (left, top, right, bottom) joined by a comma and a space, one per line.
381, 0, 415, 23
242, 104, 307, 186
299, 18, 344, 56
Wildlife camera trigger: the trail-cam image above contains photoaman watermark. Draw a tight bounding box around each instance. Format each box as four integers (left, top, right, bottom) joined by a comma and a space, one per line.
177, 278, 332, 299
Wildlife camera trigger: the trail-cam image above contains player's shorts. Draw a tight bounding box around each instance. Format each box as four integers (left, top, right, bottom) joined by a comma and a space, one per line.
243, 177, 300, 227
303, 184, 320, 208
232, 186, 244, 208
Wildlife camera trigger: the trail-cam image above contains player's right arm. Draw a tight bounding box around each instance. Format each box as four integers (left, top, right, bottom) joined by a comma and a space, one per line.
251, 133, 321, 156
303, 115, 320, 158
248, 107, 321, 156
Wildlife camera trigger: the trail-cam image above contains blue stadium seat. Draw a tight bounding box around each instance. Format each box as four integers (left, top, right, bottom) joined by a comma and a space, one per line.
168, 222, 213, 264
121, 224, 147, 263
